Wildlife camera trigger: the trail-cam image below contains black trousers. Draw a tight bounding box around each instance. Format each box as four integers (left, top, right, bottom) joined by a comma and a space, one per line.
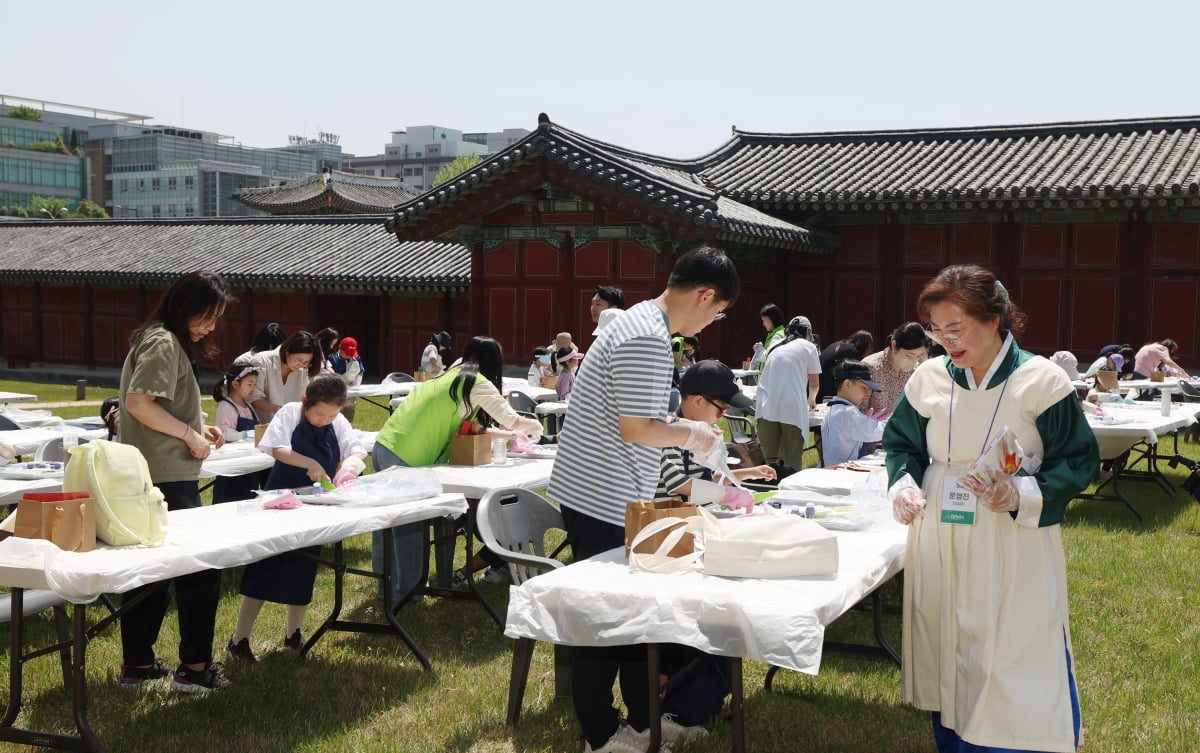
561, 505, 651, 748
119, 480, 221, 667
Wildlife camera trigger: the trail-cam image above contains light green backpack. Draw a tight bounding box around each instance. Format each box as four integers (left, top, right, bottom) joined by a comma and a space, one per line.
64, 439, 168, 546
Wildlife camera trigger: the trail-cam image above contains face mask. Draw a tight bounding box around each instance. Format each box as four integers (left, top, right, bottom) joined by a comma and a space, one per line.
536, 355, 552, 364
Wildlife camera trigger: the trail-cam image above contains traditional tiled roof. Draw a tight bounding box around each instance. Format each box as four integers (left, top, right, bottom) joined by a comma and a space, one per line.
389, 114, 838, 251
234, 170, 421, 214
0, 216, 468, 293
699, 116, 1200, 209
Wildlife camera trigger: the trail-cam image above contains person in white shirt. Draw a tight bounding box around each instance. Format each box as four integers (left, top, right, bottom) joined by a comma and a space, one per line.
756, 316, 821, 471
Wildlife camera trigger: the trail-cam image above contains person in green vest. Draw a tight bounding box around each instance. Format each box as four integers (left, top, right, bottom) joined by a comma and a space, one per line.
748, 303, 787, 371
371, 336, 543, 599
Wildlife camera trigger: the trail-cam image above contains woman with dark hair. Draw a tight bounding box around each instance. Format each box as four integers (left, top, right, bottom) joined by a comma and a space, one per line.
100, 395, 121, 440
860, 322, 930, 415
315, 327, 340, 371
117, 270, 233, 692
237, 322, 286, 362
748, 303, 786, 371
249, 330, 322, 423
883, 264, 1097, 753
372, 336, 543, 597
818, 329, 875, 402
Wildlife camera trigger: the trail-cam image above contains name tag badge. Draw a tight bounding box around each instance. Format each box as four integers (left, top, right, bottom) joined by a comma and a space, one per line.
940, 475, 977, 525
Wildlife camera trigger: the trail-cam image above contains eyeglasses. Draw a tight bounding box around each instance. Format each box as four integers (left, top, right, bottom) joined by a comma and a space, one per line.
703, 396, 730, 417
927, 322, 972, 346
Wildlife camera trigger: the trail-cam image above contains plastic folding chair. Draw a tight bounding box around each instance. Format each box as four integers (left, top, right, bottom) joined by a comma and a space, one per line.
725, 414, 757, 443
34, 437, 64, 462
476, 488, 571, 725
0, 414, 20, 431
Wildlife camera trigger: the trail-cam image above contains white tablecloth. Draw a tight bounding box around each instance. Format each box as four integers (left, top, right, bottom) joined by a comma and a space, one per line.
0, 426, 106, 456
503, 377, 557, 403
429, 456, 553, 498
0, 392, 37, 405
0, 406, 64, 429
0, 477, 62, 506
505, 525, 905, 674
348, 381, 420, 399
1087, 401, 1199, 459
0, 492, 467, 603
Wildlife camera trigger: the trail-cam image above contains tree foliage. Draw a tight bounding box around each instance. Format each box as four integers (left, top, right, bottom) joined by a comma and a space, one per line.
72, 199, 108, 218
433, 154, 482, 187
6, 105, 41, 121
30, 196, 70, 217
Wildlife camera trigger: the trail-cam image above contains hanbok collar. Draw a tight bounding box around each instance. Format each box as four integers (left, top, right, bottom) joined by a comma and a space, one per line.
962, 332, 1016, 391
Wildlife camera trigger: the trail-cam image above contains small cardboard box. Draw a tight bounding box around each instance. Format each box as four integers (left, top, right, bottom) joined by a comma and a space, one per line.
539, 376, 558, 390
253, 424, 268, 446
414, 370, 429, 383
449, 433, 492, 465
1149, 370, 1165, 383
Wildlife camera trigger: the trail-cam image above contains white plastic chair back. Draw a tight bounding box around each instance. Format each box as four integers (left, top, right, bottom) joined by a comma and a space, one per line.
477, 488, 566, 585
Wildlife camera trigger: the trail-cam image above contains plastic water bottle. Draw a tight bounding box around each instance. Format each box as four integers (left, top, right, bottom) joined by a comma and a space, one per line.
491, 438, 508, 465
1161, 390, 1172, 417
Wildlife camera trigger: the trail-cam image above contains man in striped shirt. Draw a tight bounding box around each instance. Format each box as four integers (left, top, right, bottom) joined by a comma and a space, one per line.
547, 245, 740, 753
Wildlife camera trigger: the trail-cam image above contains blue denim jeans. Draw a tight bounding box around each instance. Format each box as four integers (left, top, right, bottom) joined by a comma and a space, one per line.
370, 444, 426, 602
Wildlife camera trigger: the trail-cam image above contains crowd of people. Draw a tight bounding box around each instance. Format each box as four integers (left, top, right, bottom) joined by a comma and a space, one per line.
71, 252, 1117, 753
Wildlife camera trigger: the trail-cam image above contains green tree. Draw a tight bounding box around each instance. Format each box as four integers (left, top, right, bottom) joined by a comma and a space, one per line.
72, 199, 108, 218
6, 105, 41, 121
30, 196, 70, 218
433, 154, 482, 186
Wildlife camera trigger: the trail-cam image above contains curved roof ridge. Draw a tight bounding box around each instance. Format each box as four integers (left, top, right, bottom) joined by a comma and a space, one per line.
728, 114, 1200, 145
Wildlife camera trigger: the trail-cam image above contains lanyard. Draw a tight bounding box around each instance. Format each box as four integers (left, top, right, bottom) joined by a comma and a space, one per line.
946, 350, 1016, 464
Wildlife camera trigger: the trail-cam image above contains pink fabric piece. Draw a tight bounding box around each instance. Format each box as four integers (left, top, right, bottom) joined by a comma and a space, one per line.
263, 491, 303, 509
507, 440, 537, 454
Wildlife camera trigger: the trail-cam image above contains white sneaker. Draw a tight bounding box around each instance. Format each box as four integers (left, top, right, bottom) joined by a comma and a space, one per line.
481, 565, 511, 584
583, 724, 671, 753
661, 713, 708, 743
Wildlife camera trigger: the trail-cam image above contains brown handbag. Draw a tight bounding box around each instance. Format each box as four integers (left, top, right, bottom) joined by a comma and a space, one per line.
13, 492, 97, 552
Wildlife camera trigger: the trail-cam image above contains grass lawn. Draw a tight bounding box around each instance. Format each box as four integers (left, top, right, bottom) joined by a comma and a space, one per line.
2, 378, 1199, 752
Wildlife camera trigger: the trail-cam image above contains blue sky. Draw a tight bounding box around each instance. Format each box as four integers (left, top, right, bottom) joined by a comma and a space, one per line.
4, 0, 1196, 160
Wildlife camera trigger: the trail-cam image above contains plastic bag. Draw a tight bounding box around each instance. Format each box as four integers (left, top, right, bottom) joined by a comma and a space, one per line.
320, 465, 443, 507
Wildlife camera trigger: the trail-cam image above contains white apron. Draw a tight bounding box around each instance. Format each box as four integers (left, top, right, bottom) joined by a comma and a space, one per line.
903, 357, 1078, 752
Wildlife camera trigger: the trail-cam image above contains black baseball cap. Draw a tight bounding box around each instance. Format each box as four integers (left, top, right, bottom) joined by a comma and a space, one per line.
678, 360, 754, 409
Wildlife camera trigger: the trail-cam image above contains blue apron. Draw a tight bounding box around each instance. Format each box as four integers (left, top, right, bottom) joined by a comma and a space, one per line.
212, 398, 261, 504
239, 416, 339, 605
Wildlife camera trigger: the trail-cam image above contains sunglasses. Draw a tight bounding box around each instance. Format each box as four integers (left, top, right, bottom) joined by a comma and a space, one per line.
703, 396, 731, 416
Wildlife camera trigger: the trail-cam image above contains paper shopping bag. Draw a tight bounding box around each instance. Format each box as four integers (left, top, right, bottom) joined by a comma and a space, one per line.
13, 492, 97, 552
539, 376, 558, 390
449, 433, 493, 465
625, 499, 698, 557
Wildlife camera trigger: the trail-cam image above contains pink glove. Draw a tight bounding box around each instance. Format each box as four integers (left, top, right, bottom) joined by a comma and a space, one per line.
892, 487, 926, 525
682, 420, 724, 460
263, 491, 303, 510
333, 467, 358, 489
719, 486, 755, 512
865, 408, 890, 421
961, 470, 1020, 512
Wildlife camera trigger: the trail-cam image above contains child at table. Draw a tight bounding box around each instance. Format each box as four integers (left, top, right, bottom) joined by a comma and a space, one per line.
527, 346, 554, 386
227, 375, 366, 662
822, 359, 887, 467
554, 347, 584, 399
211, 362, 262, 504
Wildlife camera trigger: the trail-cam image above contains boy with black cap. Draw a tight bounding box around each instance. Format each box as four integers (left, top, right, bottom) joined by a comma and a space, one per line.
822, 358, 888, 467
657, 360, 776, 503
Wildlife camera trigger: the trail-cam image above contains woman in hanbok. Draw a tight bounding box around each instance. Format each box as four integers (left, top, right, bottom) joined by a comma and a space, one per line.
883, 264, 1098, 753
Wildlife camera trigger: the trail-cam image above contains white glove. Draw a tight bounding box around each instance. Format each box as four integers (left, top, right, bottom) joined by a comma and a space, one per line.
681, 419, 724, 461
341, 455, 366, 476
518, 427, 542, 444
892, 487, 926, 525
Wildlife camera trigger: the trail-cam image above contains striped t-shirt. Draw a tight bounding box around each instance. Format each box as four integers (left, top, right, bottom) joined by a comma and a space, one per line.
548, 299, 674, 527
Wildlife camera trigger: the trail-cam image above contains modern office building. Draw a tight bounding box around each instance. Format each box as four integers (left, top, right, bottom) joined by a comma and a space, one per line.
0, 98, 101, 212
347, 125, 529, 189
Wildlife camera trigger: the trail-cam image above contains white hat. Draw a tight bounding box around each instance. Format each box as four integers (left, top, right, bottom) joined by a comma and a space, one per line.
593, 308, 621, 335
1050, 351, 1080, 381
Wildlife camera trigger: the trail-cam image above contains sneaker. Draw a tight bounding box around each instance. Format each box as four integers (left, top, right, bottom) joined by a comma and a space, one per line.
481, 565, 511, 584
118, 659, 171, 688
226, 636, 257, 663
170, 662, 232, 693
450, 570, 469, 589
583, 724, 670, 753
284, 629, 303, 650
661, 713, 708, 743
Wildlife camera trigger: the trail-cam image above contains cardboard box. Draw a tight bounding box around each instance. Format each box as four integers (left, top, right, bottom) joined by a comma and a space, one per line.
414, 370, 429, 383
1149, 370, 1165, 383
253, 424, 268, 446
539, 376, 558, 390
449, 433, 492, 465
